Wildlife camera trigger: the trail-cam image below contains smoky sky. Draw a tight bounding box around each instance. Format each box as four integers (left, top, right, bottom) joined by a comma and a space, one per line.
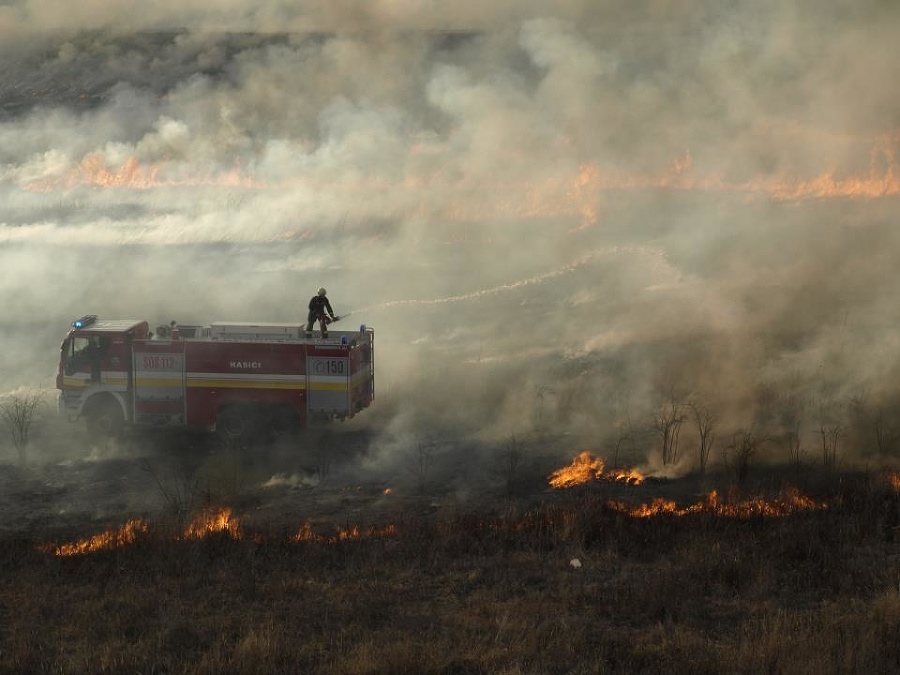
2, 0, 899, 468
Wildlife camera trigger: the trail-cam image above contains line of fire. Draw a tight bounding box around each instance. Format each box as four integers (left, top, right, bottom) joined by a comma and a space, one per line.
38, 458, 900, 559
23, 140, 900, 229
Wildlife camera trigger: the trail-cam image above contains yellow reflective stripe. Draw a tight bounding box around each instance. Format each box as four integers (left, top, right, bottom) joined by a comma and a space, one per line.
186, 379, 306, 390
62, 374, 129, 387
136, 378, 183, 387
69, 371, 368, 391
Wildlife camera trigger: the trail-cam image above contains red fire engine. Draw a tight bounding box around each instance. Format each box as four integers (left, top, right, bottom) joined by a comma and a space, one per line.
56, 315, 374, 439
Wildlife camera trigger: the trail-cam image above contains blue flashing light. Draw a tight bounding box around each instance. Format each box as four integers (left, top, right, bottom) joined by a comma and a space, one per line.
72, 314, 98, 329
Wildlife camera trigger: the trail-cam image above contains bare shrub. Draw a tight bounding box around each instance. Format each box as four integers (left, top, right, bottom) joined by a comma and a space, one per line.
0, 388, 46, 463
142, 460, 201, 524
689, 401, 716, 474
653, 398, 686, 466
406, 436, 439, 495
820, 424, 841, 470
873, 407, 898, 457
533, 384, 556, 434
611, 412, 637, 468
784, 423, 805, 468
723, 430, 765, 483
498, 434, 524, 499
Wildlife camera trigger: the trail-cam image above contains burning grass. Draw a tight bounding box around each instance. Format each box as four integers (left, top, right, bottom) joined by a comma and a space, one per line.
41, 518, 149, 557
39, 485, 831, 558
182, 507, 241, 540
6, 467, 900, 674
609, 487, 827, 519
548, 450, 645, 488
42, 507, 401, 558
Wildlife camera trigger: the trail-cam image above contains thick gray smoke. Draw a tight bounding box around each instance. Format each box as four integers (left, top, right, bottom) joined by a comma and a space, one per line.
2, 1, 899, 475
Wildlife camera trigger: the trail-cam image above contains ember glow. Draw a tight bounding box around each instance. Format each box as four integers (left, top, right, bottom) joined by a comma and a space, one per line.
548, 452, 645, 489
888, 472, 900, 492
294, 521, 399, 545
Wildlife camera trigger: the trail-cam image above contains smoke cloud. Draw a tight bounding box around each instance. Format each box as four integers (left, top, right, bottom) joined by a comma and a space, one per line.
2, 0, 900, 474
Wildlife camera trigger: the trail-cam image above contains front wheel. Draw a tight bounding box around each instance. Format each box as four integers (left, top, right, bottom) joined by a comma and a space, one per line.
85, 398, 125, 438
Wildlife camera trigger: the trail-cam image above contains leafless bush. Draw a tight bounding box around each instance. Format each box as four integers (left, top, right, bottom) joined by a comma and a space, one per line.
533, 384, 556, 434
653, 399, 686, 466
723, 430, 765, 483
820, 424, 841, 470
784, 424, 804, 468
689, 401, 716, 474
141, 460, 201, 524
0, 388, 46, 463
498, 434, 524, 499
406, 436, 439, 495
873, 408, 898, 457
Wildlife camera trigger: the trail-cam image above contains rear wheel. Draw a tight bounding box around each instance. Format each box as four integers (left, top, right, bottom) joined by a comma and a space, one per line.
267, 406, 299, 438
216, 406, 250, 442
216, 404, 299, 448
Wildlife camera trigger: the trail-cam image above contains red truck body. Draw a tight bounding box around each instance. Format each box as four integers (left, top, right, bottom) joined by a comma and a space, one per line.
56, 315, 374, 437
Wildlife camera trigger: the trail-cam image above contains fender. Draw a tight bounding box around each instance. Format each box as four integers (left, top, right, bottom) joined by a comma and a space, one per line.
80, 390, 129, 422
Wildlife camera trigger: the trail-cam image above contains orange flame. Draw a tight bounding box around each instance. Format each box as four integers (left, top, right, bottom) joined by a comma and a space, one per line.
183, 507, 241, 539
24, 154, 264, 191
548, 451, 645, 489
44, 518, 149, 557
20, 136, 900, 237
609, 488, 827, 519
46, 507, 240, 557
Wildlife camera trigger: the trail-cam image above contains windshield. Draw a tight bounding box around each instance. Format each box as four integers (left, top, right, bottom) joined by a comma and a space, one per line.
63, 336, 100, 375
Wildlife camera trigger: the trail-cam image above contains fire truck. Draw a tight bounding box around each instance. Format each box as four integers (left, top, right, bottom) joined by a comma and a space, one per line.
56, 315, 374, 440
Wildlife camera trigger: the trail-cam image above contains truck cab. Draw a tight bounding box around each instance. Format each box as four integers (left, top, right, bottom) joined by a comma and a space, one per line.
57, 315, 150, 435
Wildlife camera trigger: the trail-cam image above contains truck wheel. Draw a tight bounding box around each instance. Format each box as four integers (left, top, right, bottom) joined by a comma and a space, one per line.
216, 407, 248, 441
268, 407, 298, 438
86, 398, 124, 438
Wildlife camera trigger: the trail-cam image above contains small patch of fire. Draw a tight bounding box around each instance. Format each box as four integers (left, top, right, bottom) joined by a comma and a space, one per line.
608, 488, 828, 519
183, 507, 241, 539
44, 507, 240, 557
887, 472, 900, 492
293, 521, 399, 545
43, 519, 149, 557
548, 451, 645, 489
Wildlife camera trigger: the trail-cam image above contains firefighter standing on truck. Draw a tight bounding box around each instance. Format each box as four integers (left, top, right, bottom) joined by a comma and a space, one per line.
306, 287, 338, 338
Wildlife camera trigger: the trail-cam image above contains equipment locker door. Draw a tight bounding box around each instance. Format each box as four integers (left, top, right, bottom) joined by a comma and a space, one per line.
306, 355, 350, 417
133, 342, 186, 426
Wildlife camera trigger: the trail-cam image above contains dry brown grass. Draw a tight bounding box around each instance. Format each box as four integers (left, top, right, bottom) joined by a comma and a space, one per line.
1, 469, 898, 674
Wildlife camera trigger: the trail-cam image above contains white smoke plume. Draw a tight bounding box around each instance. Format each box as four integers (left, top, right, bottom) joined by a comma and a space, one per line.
1, 0, 899, 473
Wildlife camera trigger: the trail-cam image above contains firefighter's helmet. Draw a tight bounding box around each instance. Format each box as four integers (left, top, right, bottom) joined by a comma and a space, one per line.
317, 287, 327, 297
